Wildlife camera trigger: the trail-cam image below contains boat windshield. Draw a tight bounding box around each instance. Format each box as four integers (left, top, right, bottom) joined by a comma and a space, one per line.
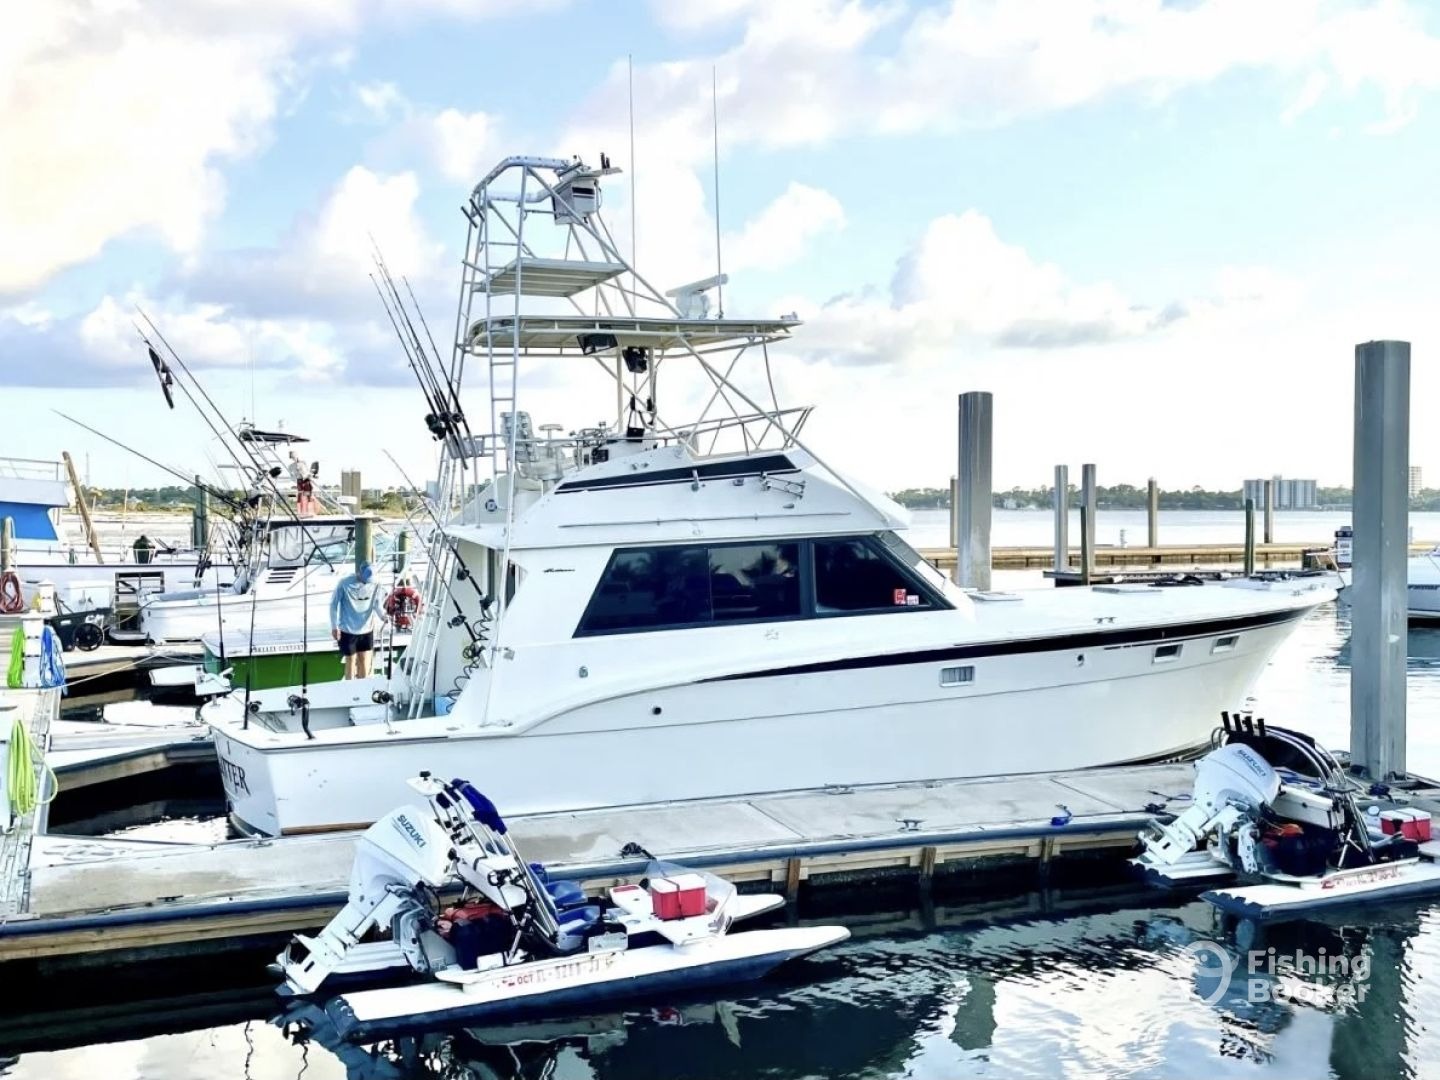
876, 530, 950, 588
269, 523, 355, 567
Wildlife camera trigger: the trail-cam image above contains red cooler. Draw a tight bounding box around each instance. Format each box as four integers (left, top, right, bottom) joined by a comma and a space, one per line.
649, 877, 682, 920
1380, 807, 1433, 842
672, 873, 708, 917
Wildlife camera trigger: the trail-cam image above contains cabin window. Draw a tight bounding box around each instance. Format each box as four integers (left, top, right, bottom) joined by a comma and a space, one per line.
813, 538, 935, 613
1153, 643, 1182, 663
708, 543, 801, 623
577, 542, 800, 635
1212, 635, 1239, 653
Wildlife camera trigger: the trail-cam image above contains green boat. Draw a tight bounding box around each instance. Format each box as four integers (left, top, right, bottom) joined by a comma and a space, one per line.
200, 627, 408, 691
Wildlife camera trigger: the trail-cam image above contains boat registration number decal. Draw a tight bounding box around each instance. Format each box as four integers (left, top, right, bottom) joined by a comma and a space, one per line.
476, 951, 620, 994
217, 754, 251, 796
1320, 864, 1401, 890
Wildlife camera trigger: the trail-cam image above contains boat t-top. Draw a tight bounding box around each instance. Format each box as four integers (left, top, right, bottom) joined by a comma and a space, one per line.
205, 152, 1335, 837
139, 424, 422, 643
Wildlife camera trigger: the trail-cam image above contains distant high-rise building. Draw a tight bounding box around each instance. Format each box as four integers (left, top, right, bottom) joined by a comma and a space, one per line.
340, 469, 363, 502
1410, 466, 1424, 499
1243, 475, 1317, 510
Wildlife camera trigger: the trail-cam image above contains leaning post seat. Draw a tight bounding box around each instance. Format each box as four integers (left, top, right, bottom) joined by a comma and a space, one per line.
529, 861, 589, 910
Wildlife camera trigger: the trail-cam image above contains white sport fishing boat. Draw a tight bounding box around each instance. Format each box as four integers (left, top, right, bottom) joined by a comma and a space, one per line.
1133, 714, 1440, 920
1336, 543, 1440, 621
139, 514, 417, 643
138, 425, 425, 643
205, 152, 1335, 837
277, 773, 847, 1039
0, 453, 220, 604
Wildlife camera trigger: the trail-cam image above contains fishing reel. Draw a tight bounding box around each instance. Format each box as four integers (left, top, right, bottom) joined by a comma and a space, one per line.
425, 411, 465, 440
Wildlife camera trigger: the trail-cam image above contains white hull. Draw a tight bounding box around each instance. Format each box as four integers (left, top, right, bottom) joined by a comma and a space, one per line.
326, 925, 848, 1039
1336, 559, 1440, 620
141, 586, 335, 643
1204, 858, 1440, 920
12, 557, 219, 600
211, 609, 1304, 835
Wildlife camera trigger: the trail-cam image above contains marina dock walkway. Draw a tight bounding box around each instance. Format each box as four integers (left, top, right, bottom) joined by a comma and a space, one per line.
0, 687, 58, 918
1, 760, 1214, 965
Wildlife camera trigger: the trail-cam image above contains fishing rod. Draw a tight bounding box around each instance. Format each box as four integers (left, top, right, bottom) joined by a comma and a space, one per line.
367, 244, 450, 417
400, 271, 476, 453
132, 321, 269, 509
52, 411, 246, 513
138, 310, 339, 575
137, 312, 335, 739
369, 249, 471, 462
369, 272, 454, 452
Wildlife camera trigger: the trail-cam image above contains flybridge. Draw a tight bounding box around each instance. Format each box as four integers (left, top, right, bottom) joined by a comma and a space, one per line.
449, 154, 818, 487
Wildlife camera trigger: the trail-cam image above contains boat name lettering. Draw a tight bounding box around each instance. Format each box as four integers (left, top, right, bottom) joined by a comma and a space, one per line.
1320, 864, 1401, 890
217, 755, 250, 796
393, 813, 427, 849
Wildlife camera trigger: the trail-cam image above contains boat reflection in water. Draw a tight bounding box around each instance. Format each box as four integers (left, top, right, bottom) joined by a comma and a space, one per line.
272, 888, 1440, 1080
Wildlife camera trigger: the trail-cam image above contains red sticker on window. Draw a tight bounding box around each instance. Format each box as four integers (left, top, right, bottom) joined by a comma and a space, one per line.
893, 588, 907, 605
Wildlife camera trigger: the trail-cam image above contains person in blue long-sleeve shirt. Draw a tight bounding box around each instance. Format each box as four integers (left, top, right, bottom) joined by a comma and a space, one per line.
330, 562, 384, 679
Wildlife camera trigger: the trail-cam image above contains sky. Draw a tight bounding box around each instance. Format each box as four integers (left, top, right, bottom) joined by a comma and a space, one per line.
6, 0, 1440, 495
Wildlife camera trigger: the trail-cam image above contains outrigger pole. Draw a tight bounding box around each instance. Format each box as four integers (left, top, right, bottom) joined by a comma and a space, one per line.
138, 310, 338, 737
50, 411, 245, 513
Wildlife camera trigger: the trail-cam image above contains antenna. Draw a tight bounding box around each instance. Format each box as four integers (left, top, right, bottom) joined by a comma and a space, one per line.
628, 53, 638, 279
711, 65, 724, 318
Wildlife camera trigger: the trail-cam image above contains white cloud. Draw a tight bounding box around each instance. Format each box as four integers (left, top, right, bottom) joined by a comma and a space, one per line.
0, 4, 286, 295
724, 183, 845, 273
7, 291, 344, 389
354, 80, 406, 121
779, 210, 1199, 369
0, 0, 552, 298
598, 0, 1440, 173
425, 108, 498, 185
184, 164, 444, 320
309, 166, 440, 283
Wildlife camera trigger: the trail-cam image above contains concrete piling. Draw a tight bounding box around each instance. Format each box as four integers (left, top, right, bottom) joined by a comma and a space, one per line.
1080, 464, 1096, 584
1147, 478, 1159, 549
354, 517, 376, 575
955, 393, 993, 590
948, 476, 959, 549
1053, 465, 1069, 571
192, 475, 210, 553
1243, 498, 1256, 576
1263, 479, 1275, 546
1351, 340, 1410, 781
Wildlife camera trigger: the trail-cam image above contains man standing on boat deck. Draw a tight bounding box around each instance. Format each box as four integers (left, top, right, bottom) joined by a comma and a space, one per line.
330, 562, 384, 679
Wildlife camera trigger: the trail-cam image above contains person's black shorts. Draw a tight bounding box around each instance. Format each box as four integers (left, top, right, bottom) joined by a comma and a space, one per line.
338, 631, 374, 657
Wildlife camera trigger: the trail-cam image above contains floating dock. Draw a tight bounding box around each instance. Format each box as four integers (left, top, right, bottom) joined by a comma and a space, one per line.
7, 748, 1437, 970
2, 757, 1223, 966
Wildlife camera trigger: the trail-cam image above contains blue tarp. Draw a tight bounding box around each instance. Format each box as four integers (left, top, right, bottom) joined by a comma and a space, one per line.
0, 502, 58, 541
